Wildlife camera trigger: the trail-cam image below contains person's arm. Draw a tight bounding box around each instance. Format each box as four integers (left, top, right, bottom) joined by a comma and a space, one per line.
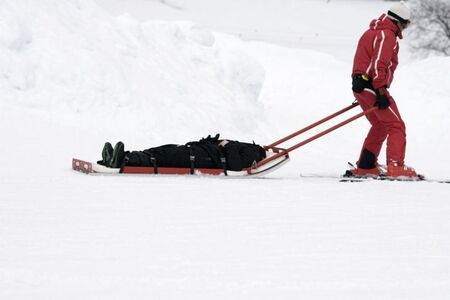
221, 141, 243, 171
371, 30, 397, 90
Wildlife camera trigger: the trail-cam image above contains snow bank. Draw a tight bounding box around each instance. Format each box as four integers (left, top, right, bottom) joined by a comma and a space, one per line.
0, 0, 265, 143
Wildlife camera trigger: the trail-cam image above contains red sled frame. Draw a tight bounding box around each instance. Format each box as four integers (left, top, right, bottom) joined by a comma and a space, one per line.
73, 102, 376, 177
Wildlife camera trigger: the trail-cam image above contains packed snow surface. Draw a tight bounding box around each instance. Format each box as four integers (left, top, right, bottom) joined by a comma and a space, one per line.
1, 0, 450, 299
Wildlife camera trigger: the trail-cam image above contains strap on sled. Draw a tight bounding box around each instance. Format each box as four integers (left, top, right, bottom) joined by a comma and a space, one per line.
187, 146, 195, 175
150, 155, 158, 174
220, 157, 228, 176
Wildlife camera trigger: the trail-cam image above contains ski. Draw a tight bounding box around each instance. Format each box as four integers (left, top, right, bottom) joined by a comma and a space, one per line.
340, 177, 449, 184
342, 170, 450, 183
300, 173, 450, 184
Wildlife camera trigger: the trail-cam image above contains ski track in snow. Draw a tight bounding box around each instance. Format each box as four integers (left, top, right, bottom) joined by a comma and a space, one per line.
1, 0, 450, 298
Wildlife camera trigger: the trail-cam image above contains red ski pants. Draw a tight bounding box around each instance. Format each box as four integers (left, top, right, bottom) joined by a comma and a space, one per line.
354, 89, 406, 165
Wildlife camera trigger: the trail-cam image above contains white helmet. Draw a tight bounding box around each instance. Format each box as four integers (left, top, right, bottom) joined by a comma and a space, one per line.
388, 1, 411, 24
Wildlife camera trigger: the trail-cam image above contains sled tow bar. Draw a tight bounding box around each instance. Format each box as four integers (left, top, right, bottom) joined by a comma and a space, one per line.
253, 103, 378, 169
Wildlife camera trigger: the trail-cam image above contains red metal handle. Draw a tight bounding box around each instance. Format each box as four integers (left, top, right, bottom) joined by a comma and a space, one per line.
265, 103, 359, 149
254, 105, 377, 169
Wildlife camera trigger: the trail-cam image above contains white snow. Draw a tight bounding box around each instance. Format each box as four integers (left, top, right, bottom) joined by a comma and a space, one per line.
1, 0, 450, 299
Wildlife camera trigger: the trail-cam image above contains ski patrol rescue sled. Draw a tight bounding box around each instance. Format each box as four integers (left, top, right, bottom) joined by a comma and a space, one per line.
73, 134, 290, 177
72, 102, 375, 177
72, 147, 289, 178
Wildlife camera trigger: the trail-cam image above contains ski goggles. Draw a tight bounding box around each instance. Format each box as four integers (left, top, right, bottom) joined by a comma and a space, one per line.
402, 19, 411, 29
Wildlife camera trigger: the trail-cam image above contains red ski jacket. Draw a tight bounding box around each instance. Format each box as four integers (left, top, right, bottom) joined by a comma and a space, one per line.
352, 14, 403, 90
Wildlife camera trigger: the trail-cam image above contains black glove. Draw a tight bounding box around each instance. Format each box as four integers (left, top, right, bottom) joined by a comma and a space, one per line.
202, 134, 220, 143
352, 74, 371, 93
375, 87, 390, 109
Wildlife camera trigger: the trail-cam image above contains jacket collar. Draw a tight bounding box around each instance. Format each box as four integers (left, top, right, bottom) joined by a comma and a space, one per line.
370, 14, 403, 39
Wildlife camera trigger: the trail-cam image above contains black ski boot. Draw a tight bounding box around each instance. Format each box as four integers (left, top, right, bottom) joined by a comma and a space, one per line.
110, 141, 125, 168
97, 142, 114, 167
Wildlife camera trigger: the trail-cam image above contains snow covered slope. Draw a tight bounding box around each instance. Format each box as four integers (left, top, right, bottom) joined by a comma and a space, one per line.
94, 0, 391, 62
1, 0, 450, 299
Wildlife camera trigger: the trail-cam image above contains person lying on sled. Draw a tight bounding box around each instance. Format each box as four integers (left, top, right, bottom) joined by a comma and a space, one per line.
97, 134, 267, 172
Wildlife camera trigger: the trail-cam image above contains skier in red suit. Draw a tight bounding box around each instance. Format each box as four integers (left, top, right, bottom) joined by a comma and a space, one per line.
350, 2, 418, 178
